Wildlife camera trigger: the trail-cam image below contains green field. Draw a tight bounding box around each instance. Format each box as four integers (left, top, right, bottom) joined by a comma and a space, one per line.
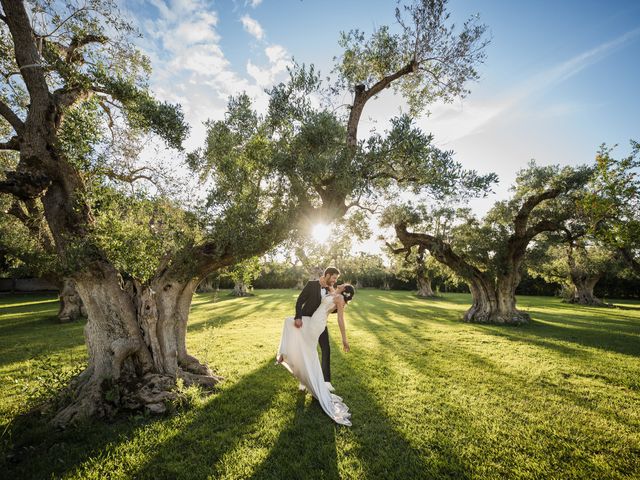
1, 290, 639, 479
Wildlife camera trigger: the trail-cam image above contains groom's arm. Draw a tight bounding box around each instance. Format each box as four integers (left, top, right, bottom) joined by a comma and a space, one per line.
294, 281, 314, 319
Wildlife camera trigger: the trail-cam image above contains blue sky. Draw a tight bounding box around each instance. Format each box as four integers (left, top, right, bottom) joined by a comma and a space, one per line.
125, 0, 640, 253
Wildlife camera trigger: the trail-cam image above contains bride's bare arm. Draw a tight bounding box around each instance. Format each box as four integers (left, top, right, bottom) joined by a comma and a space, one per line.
334, 295, 350, 352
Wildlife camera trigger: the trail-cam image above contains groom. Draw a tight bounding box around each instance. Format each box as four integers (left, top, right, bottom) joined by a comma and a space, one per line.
294, 266, 340, 392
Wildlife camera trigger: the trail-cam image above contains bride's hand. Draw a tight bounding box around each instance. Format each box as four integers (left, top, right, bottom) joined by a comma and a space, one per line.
342, 340, 350, 352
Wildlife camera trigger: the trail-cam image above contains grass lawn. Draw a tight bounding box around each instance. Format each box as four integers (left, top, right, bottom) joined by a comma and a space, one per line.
1, 289, 639, 479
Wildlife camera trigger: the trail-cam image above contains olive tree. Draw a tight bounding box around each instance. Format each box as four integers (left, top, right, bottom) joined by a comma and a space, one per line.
581, 142, 640, 275
527, 230, 620, 306
1, 0, 493, 424
385, 163, 592, 324
383, 204, 461, 297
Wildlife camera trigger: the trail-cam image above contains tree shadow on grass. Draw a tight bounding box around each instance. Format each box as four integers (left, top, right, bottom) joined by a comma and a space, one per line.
370, 292, 640, 357
3, 358, 283, 480
343, 308, 640, 478
0, 295, 60, 331
613, 304, 640, 311
248, 333, 469, 479
330, 347, 472, 479
475, 317, 640, 357
188, 292, 290, 333
130, 358, 287, 479
0, 299, 86, 368
3, 394, 153, 480
248, 394, 339, 480
363, 295, 640, 360
137, 326, 468, 479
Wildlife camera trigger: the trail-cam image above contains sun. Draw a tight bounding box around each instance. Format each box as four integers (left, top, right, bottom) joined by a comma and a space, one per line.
311, 223, 332, 243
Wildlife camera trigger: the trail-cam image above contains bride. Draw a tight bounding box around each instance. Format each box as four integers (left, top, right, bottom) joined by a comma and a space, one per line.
276, 283, 355, 426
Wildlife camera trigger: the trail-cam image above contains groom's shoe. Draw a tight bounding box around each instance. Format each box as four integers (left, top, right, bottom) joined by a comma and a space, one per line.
298, 382, 306, 392
325, 381, 335, 392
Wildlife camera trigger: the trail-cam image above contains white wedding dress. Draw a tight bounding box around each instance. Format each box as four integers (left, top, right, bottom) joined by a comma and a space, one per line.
276, 294, 352, 426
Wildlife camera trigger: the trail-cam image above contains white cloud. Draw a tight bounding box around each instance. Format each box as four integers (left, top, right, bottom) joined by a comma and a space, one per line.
265, 45, 287, 65
250, 0, 263, 7
132, 1, 262, 157
240, 14, 265, 40
246, 61, 270, 87
246, 44, 291, 87
172, 13, 219, 45
131, 0, 296, 160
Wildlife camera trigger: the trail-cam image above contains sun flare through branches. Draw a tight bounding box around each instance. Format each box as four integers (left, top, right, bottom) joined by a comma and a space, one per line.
311, 223, 333, 243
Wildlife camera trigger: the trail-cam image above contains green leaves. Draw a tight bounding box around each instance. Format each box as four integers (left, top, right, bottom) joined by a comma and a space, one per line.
580, 141, 640, 270
334, 0, 489, 116
88, 190, 202, 282
56, 98, 103, 171
335, 26, 405, 89
223, 256, 262, 288
98, 74, 189, 150
266, 62, 322, 134
362, 114, 497, 199
385, 161, 593, 280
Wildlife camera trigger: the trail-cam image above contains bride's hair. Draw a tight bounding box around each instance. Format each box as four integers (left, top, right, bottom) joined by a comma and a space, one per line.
340, 284, 355, 304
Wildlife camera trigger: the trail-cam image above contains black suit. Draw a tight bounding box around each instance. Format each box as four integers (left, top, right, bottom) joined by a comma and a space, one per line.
294, 280, 331, 382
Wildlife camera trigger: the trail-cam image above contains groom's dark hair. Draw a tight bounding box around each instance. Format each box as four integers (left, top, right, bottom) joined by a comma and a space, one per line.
323, 267, 340, 277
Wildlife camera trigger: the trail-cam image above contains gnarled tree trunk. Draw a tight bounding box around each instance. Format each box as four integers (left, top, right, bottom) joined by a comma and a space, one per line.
415, 264, 435, 298
567, 273, 603, 306
394, 222, 537, 325
416, 274, 435, 297
58, 277, 86, 322
414, 249, 436, 298
462, 272, 530, 325
53, 264, 220, 426
464, 275, 497, 322
0, 0, 229, 427
232, 280, 249, 297
563, 240, 606, 306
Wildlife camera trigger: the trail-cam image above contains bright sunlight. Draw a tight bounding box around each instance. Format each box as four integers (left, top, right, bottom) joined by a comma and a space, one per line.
311, 223, 332, 243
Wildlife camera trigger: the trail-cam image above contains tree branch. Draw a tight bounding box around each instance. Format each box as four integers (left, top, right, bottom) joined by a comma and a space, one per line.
345, 198, 378, 214
0, 135, 19, 150
365, 60, 418, 99
346, 60, 418, 147
41, 5, 91, 39
53, 86, 92, 110
394, 222, 487, 284
385, 241, 410, 255
5, 198, 55, 251
0, 170, 50, 199
513, 188, 561, 236
66, 34, 108, 63
524, 220, 562, 240
0, 98, 24, 133
1, 0, 50, 103
100, 166, 158, 186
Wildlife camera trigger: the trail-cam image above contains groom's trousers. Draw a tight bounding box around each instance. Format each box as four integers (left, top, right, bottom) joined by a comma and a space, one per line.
318, 326, 331, 382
